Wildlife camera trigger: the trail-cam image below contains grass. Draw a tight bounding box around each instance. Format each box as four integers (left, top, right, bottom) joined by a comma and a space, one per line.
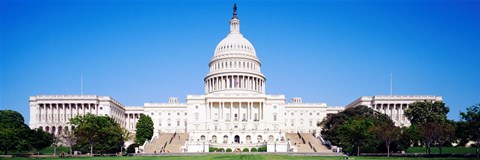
406, 147, 477, 154
2, 154, 477, 160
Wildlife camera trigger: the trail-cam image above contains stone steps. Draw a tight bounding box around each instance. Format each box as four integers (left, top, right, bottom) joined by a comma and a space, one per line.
165, 133, 189, 152
286, 133, 313, 152
144, 133, 174, 153
300, 133, 332, 153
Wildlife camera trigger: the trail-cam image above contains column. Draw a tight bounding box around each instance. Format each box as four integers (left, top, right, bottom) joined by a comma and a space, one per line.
230, 102, 232, 121
249, 102, 252, 120
237, 102, 240, 121
38, 104, 42, 122
261, 102, 263, 120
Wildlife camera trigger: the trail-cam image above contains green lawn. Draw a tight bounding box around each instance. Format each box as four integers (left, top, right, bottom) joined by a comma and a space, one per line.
3, 155, 477, 160
406, 147, 476, 154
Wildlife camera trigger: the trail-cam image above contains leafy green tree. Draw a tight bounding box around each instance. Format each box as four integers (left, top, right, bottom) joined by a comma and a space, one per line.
320, 105, 394, 155
28, 129, 53, 152
460, 103, 480, 159
0, 110, 30, 154
397, 125, 421, 151
434, 122, 454, 154
338, 117, 375, 156
405, 100, 449, 125
369, 122, 401, 157
70, 114, 123, 155
453, 121, 470, 147
135, 114, 154, 144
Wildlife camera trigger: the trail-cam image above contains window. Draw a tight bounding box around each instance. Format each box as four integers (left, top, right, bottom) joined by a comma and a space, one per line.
309, 112, 312, 116
177, 120, 180, 126
185, 112, 187, 115
317, 112, 320, 116
291, 112, 294, 116
309, 121, 313, 126
273, 114, 277, 121
159, 120, 162, 126
274, 105, 277, 109
151, 112, 154, 116
168, 113, 170, 116
177, 112, 180, 116
195, 113, 199, 121
195, 106, 198, 109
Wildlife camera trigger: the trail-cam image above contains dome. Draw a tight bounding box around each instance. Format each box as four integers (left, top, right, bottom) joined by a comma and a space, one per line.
204, 4, 266, 95
213, 32, 257, 58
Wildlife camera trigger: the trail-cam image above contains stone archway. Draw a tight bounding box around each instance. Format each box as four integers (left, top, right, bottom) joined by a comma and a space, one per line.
234, 135, 240, 143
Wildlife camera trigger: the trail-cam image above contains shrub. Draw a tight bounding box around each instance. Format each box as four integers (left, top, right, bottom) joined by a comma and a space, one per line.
126, 143, 140, 153
258, 146, 267, 152
217, 148, 225, 152
209, 147, 217, 152
226, 148, 232, 152
243, 148, 249, 152
251, 147, 257, 152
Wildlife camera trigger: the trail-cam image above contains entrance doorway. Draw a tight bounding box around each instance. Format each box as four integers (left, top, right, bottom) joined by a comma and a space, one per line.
234, 135, 240, 143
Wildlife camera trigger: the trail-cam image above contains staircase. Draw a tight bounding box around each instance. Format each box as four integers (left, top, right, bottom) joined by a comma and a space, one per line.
144, 133, 174, 153
300, 133, 332, 153
165, 133, 189, 152
143, 133, 189, 153
286, 133, 313, 152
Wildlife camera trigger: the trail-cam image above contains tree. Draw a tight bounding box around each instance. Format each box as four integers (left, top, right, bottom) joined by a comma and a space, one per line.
0, 110, 30, 154
338, 117, 375, 156
418, 122, 453, 156
61, 129, 76, 155
460, 103, 480, 159
320, 105, 394, 155
135, 114, 154, 144
434, 122, 454, 154
370, 122, 401, 157
453, 121, 470, 147
70, 114, 123, 155
28, 129, 54, 153
405, 100, 449, 125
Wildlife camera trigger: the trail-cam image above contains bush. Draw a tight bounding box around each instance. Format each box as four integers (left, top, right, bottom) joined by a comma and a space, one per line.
217, 148, 225, 152
209, 147, 217, 152
126, 143, 140, 153
242, 148, 249, 152
226, 148, 232, 152
258, 146, 267, 152
251, 147, 257, 152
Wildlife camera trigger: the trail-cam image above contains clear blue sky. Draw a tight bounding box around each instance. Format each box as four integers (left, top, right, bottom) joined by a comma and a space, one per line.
1, 0, 479, 123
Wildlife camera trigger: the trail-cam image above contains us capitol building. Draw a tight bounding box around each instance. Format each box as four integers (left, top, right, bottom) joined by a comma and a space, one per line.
28, 5, 442, 153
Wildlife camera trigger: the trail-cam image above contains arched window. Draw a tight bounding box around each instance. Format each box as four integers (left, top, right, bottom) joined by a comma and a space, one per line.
223, 135, 228, 144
